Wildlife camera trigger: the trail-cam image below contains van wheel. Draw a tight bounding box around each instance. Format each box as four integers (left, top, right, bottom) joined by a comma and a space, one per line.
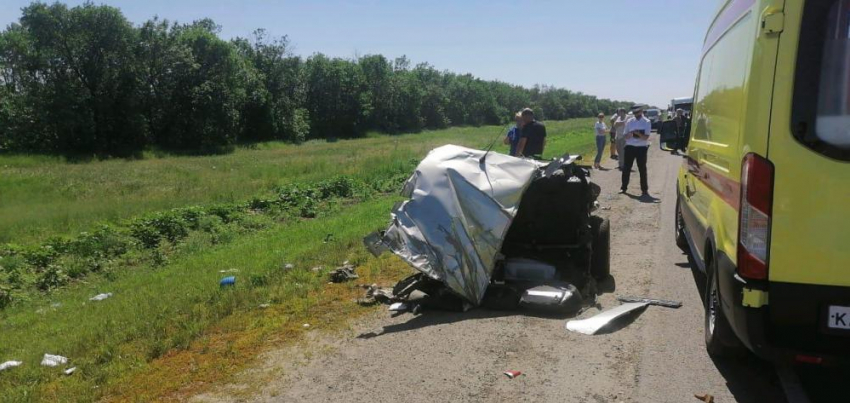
590, 216, 610, 280
704, 256, 742, 357
675, 197, 689, 252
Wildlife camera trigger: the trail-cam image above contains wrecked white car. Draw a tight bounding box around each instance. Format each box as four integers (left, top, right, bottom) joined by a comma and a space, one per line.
364, 145, 609, 313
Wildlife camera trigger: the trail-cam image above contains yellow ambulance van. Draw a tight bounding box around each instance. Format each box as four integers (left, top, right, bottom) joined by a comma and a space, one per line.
662, 0, 850, 364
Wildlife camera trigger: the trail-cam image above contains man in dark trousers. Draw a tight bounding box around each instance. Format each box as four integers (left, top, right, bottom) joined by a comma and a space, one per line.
621, 105, 652, 196
516, 108, 546, 158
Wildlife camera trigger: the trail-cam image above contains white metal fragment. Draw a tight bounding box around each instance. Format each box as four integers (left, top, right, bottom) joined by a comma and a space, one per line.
565, 302, 649, 335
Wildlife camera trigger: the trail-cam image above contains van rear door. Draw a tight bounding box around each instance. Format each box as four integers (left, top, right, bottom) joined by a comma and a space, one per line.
768, 0, 850, 288
766, 0, 850, 353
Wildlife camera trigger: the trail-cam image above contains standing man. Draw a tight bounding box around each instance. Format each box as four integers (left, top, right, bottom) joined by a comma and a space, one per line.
621, 105, 652, 196
609, 113, 619, 160
503, 112, 523, 156
611, 108, 629, 170
673, 108, 688, 134
516, 108, 546, 159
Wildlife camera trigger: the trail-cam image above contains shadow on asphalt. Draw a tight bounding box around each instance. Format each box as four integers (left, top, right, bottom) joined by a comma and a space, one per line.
623, 192, 662, 204
679, 252, 786, 403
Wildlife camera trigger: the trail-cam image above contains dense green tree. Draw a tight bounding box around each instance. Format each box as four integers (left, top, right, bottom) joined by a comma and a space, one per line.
1, 3, 144, 156
0, 2, 635, 155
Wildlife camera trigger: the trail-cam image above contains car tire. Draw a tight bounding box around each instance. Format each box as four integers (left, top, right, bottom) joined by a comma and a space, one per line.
590, 216, 610, 280
675, 197, 689, 252
704, 255, 743, 357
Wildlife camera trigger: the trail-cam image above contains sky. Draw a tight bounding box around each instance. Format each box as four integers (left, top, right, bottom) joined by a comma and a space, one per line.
1, 0, 718, 109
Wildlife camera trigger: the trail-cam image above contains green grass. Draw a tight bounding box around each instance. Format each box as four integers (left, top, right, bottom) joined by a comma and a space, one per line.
0, 118, 598, 401
0, 118, 596, 244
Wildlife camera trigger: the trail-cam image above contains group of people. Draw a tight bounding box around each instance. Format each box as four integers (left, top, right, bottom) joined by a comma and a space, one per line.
595, 105, 652, 197
503, 108, 547, 158
502, 105, 653, 197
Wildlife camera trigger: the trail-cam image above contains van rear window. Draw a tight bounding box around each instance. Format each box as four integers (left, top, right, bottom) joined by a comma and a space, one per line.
793, 0, 850, 160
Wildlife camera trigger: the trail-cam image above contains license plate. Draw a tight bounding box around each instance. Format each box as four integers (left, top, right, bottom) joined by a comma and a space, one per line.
827, 305, 850, 330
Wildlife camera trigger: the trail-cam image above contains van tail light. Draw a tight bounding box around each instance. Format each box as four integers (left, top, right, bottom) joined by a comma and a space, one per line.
737, 153, 775, 280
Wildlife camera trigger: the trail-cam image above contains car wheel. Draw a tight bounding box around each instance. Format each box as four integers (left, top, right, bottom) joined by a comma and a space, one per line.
675, 197, 689, 252
590, 216, 610, 280
704, 256, 742, 357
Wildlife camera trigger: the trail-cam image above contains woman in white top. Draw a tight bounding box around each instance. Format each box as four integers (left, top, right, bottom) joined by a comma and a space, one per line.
593, 112, 608, 169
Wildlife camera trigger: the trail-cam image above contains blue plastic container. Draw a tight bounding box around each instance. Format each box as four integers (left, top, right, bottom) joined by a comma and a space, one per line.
220, 276, 236, 287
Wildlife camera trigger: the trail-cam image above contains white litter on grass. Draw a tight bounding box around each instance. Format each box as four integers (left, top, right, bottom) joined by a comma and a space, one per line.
89, 293, 113, 302
218, 269, 239, 273
0, 361, 23, 372
64, 367, 77, 375
40, 354, 68, 367
302, 323, 311, 328
259, 303, 270, 309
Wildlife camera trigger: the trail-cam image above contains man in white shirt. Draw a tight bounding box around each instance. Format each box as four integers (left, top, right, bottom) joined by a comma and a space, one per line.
621, 105, 652, 196
611, 108, 628, 170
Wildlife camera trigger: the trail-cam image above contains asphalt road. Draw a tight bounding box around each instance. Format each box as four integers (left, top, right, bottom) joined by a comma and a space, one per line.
196, 138, 838, 403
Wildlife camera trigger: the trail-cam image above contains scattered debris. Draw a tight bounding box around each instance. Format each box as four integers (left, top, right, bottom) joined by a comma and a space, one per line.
617, 296, 682, 308
0, 361, 22, 372
504, 370, 523, 379
601, 206, 612, 210
258, 303, 270, 309
357, 284, 395, 306
64, 367, 77, 376
565, 302, 649, 335
89, 293, 112, 302
388, 302, 409, 312
329, 263, 359, 283
694, 393, 715, 403
40, 354, 68, 367
219, 276, 236, 287
302, 323, 311, 329
519, 284, 583, 313
218, 269, 239, 273
283, 263, 295, 271
311, 266, 323, 273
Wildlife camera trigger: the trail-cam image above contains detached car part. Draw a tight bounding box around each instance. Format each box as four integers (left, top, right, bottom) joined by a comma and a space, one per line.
565, 302, 649, 335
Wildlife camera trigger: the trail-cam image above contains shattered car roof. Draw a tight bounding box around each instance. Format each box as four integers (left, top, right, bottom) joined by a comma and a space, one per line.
366, 145, 576, 305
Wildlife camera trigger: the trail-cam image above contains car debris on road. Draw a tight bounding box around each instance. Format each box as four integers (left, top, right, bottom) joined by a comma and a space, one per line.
565, 302, 649, 335
364, 145, 607, 315
616, 296, 682, 308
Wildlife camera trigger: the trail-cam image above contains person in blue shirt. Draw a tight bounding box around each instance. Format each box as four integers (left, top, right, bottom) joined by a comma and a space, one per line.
503, 112, 523, 156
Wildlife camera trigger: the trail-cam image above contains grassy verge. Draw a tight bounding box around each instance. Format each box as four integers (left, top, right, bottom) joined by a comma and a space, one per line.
0, 118, 599, 401
0, 118, 596, 244
0, 197, 407, 401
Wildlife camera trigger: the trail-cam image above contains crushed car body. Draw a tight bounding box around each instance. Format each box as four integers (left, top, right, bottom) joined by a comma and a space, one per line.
365, 144, 607, 312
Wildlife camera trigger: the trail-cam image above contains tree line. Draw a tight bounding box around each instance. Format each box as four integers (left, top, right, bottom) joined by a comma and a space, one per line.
0, 2, 634, 157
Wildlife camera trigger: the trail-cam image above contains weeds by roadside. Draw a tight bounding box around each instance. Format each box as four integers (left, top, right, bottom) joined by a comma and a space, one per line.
0, 167, 415, 308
